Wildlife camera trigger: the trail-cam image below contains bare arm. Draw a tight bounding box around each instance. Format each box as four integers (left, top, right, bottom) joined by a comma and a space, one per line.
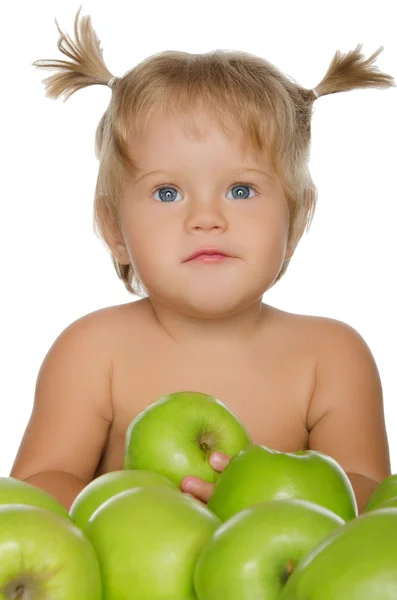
10, 310, 114, 510
22, 471, 87, 510
307, 318, 392, 514
345, 473, 379, 514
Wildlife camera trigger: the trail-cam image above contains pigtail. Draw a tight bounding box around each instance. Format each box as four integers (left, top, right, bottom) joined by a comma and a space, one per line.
313, 43, 395, 100
32, 5, 117, 101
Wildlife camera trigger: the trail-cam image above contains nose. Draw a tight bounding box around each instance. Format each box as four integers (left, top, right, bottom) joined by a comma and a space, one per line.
184, 196, 228, 232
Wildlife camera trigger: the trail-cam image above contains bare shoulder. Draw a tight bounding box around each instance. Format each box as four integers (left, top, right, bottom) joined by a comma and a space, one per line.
62, 299, 147, 339
265, 304, 368, 346
263, 305, 377, 402
261, 304, 360, 346
298, 312, 375, 359
272, 307, 377, 375
299, 313, 382, 429
45, 300, 149, 383
268, 305, 384, 430
10, 300, 147, 483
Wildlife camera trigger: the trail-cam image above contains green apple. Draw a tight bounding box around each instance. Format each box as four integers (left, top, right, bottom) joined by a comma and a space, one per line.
208, 445, 357, 522
364, 473, 397, 512
70, 469, 178, 530
0, 476, 70, 520
367, 496, 397, 511
194, 498, 345, 600
84, 485, 221, 599
0, 504, 101, 599
124, 391, 251, 486
280, 508, 397, 599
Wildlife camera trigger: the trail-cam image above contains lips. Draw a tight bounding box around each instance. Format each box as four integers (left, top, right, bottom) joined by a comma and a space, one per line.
185, 248, 230, 261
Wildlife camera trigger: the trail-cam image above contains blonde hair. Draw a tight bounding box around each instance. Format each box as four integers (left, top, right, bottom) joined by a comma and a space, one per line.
33, 6, 395, 297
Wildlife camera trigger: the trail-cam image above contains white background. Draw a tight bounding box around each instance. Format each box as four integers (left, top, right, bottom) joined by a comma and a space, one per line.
0, 1, 395, 477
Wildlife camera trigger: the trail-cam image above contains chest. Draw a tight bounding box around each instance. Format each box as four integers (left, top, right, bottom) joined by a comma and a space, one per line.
98, 334, 314, 476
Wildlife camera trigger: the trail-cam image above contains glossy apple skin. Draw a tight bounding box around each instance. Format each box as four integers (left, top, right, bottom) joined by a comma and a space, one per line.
194, 498, 344, 600
124, 391, 252, 486
0, 504, 102, 599
84, 485, 221, 600
364, 473, 397, 512
70, 469, 178, 530
208, 445, 358, 522
367, 496, 397, 511
280, 508, 397, 600
0, 476, 70, 520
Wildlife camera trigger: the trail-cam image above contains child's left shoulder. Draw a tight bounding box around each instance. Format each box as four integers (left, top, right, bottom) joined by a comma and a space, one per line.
270, 306, 371, 357
298, 313, 381, 419
303, 313, 378, 374
300, 313, 391, 485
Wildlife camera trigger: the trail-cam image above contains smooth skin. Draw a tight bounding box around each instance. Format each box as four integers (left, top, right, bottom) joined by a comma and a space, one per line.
10, 105, 391, 520
183, 452, 231, 503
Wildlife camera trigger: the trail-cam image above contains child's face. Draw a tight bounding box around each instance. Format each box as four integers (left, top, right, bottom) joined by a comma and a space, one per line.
118, 106, 292, 316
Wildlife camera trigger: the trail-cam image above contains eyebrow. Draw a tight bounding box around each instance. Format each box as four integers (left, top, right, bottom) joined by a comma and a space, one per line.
134, 168, 275, 183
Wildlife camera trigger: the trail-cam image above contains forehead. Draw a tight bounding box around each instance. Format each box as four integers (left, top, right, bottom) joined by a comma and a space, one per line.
128, 105, 268, 170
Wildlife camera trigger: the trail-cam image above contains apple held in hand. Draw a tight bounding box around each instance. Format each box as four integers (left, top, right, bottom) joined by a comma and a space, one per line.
0, 504, 101, 599
84, 485, 220, 600
280, 508, 397, 599
124, 391, 251, 486
194, 498, 344, 600
0, 476, 70, 520
364, 473, 397, 513
208, 445, 357, 522
70, 469, 178, 530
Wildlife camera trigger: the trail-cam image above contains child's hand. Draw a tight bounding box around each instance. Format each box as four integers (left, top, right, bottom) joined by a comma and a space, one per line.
181, 452, 231, 504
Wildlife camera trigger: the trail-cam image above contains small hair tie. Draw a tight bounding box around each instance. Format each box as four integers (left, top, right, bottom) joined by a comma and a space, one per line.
312, 87, 319, 99
107, 76, 117, 89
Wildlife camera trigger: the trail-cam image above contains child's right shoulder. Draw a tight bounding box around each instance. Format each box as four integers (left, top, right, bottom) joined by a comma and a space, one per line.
41, 299, 150, 384
9, 300, 146, 484
53, 300, 145, 346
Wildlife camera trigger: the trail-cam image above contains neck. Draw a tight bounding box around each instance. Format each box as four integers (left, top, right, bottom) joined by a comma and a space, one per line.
147, 296, 267, 348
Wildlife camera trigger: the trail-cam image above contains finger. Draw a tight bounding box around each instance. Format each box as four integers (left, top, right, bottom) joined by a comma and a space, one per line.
181, 476, 214, 504
209, 451, 231, 472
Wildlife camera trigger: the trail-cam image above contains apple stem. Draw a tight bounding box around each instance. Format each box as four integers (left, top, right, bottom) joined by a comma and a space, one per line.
280, 558, 295, 586
287, 558, 294, 575
9, 585, 24, 600
199, 442, 211, 455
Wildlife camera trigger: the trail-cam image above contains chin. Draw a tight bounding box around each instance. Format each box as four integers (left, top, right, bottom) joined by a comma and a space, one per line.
176, 289, 262, 318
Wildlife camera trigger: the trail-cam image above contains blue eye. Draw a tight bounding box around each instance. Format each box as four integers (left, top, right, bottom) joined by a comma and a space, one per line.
152, 183, 258, 203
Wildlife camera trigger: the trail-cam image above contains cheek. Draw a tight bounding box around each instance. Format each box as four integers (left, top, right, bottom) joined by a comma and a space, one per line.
250, 210, 290, 265
122, 210, 173, 273
247, 203, 289, 244
128, 228, 159, 270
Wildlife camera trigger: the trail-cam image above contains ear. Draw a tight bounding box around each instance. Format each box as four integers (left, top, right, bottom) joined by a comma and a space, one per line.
97, 204, 130, 265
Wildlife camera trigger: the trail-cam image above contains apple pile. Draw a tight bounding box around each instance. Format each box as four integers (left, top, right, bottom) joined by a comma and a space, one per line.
1, 391, 397, 599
